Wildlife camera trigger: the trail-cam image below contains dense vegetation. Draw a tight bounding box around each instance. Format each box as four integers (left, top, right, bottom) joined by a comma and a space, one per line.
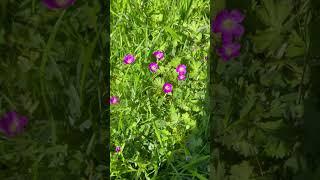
110, 0, 210, 179
210, 0, 320, 179
0, 0, 107, 179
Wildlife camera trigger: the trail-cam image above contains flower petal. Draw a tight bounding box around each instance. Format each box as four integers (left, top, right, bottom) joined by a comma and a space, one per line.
221, 33, 233, 44
213, 10, 230, 33
230, 9, 245, 23
233, 24, 245, 37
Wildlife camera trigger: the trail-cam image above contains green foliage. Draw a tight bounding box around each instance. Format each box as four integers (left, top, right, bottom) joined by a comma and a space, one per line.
229, 161, 254, 180
0, 1, 107, 179
210, 0, 317, 179
111, 0, 209, 178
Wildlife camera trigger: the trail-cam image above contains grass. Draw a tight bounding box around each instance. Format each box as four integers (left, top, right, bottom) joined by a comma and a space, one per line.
110, 0, 210, 179
0, 1, 107, 179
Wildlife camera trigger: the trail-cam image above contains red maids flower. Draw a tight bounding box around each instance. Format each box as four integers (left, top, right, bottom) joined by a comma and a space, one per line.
178, 74, 186, 81
0, 111, 28, 137
148, 62, 159, 73
153, 51, 164, 60
216, 42, 241, 61
123, 54, 136, 64
163, 83, 173, 94
212, 9, 245, 43
110, 96, 119, 105
42, 0, 76, 9
176, 64, 187, 75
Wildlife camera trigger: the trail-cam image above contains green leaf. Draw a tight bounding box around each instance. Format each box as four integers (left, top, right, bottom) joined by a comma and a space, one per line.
229, 161, 254, 180
239, 95, 256, 119
181, 113, 196, 130
257, 0, 292, 29
284, 156, 299, 173
212, 0, 226, 15
211, 162, 227, 180
164, 26, 182, 42
66, 84, 81, 126
46, 144, 68, 155
252, 28, 283, 54
232, 141, 257, 157
47, 58, 64, 85
256, 119, 283, 131
167, 57, 181, 68
151, 14, 163, 22
286, 31, 305, 58
264, 139, 289, 158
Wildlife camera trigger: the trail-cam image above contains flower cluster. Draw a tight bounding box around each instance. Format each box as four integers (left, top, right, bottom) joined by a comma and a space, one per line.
3, 0, 77, 138
212, 9, 245, 61
111, 50, 179, 105
176, 64, 187, 81
0, 111, 28, 137
110, 50, 191, 151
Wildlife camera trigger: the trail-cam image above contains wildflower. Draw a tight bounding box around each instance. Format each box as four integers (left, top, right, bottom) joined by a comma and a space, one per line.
216, 42, 241, 61
212, 9, 245, 43
42, 0, 76, 9
163, 83, 173, 94
176, 64, 187, 75
123, 54, 136, 64
0, 111, 28, 137
153, 51, 164, 60
178, 74, 186, 81
148, 62, 159, 73
115, 146, 121, 153
110, 96, 119, 105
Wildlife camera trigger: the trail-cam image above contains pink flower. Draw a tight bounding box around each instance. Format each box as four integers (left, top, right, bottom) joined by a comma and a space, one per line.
163, 83, 173, 94
212, 9, 245, 44
178, 74, 186, 81
0, 111, 28, 137
216, 42, 241, 61
148, 62, 159, 73
42, 0, 76, 9
115, 146, 121, 153
176, 64, 187, 75
123, 54, 136, 64
110, 96, 119, 105
153, 51, 164, 60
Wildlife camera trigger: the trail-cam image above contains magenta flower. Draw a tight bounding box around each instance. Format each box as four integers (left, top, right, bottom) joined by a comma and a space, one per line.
163, 83, 173, 94
0, 111, 28, 137
212, 9, 245, 43
115, 146, 121, 153
153, 51, 164, 60
123, 54, 136, 64
110, 96, 119, 105
42, 0, 76, 9
176, 64, 187, 75
216, 42, 241, 61
178, 74, 186, 81
148, 62, 159, 73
